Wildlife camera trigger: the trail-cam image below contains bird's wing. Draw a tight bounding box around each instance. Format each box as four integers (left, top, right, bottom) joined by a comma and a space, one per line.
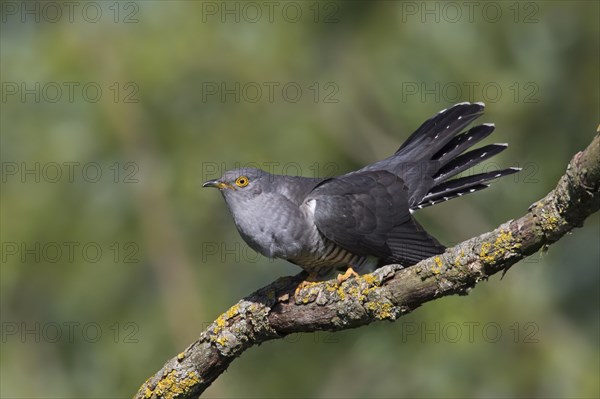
305, 170, 445, 266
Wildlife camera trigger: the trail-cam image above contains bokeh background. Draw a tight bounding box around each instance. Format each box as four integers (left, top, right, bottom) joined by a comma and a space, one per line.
1, 1, 598, 398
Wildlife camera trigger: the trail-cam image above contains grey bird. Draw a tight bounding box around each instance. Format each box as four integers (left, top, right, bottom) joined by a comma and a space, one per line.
203, 102, 519, 282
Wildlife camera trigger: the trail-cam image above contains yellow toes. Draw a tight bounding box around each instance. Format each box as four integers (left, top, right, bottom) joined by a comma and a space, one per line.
336, 266, 359, 284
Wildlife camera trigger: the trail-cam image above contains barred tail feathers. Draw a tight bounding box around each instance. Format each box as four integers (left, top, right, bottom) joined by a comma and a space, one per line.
391, 102, 519, 210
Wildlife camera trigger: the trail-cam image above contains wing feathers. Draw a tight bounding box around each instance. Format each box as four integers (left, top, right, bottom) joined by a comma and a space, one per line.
308, 170, 445, 266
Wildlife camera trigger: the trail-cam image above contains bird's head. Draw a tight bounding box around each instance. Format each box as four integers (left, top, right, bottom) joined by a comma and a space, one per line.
202, 168, 271, 202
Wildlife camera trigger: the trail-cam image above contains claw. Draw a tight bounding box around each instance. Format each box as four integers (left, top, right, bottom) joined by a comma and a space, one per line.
294, 280, 311, 296
336, 266, 359, 284
295, 272, 319, 296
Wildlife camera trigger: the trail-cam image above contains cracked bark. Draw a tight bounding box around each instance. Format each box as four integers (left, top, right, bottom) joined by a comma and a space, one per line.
135, 133, 599, 399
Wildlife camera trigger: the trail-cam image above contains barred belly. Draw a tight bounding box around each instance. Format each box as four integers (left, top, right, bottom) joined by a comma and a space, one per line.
289, 238, 378, 278
289, 200, 379, 277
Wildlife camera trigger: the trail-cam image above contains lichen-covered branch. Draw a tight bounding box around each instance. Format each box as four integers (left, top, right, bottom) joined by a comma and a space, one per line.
135, 133, 599, 399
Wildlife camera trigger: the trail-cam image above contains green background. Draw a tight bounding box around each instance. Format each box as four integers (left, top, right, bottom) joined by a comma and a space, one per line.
1, 1, 598, 398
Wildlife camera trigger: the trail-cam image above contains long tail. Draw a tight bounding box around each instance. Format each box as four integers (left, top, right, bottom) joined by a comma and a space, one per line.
361, 102, 519, 209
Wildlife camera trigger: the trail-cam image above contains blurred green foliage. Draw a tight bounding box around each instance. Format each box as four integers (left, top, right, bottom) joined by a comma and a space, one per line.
1, 1, 598, 398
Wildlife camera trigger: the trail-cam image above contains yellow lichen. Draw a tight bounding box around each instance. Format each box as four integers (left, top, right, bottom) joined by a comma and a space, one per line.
358, 274, 381, 299
431, 256, 443, 274
143, 386, 153, 399
365, 301, 395, 320
216, 304, 240, 328
295, 272, 386, 307
539, 212, 560, 233
328, 280, 346, 300
479, 229, 521, 264
297, 280, 350, 303
347, 284, 365, 301
151, 370, 200, 399
210, 304, 242, 345
296, 281, 321, 303
187, 371, 201, 384
225, 304, 241, 319
454, 250, 465, 266
294, 271, 398, 320
479, 242, 494, 263
324, 282, 337, 293
361, 274, 379, 286
211, 316, 226, 339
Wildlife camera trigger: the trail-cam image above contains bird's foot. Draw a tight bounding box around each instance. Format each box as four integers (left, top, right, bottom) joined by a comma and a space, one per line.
336, 266, 359, 285
295, 272, 320, 296
294, 280, 311, 296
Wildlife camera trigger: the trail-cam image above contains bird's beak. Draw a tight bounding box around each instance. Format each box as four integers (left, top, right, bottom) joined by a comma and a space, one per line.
203, 179, 232, 190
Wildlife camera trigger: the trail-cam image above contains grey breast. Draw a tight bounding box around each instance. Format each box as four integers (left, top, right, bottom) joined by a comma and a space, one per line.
223, 175, 322, 261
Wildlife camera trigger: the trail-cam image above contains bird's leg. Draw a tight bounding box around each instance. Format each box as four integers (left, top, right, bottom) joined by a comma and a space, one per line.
336, 266, 359, 284
295, 266, 359, 297
295, 271, 320, 296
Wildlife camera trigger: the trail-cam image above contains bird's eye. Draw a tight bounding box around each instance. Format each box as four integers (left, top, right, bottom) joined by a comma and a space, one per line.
235, 176, 249, 187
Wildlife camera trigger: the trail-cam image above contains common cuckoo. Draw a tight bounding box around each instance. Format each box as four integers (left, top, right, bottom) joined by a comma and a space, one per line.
203, 102, 519, 281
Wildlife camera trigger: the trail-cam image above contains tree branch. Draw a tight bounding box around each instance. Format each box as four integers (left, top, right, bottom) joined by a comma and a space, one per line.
135, 133, 600, 399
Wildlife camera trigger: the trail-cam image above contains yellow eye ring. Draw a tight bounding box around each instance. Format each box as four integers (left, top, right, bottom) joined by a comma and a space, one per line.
235, 176, 249, 188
